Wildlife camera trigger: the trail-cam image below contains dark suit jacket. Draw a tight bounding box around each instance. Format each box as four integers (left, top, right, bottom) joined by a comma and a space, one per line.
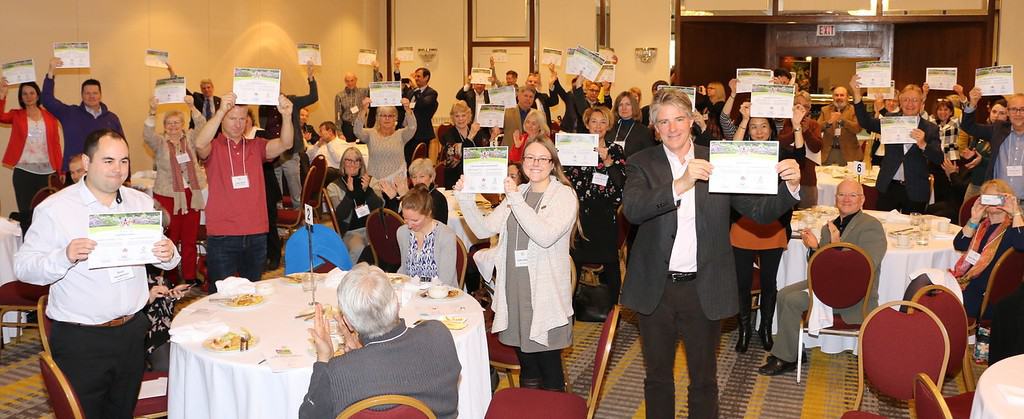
406, 86, 439, 141
534, 91, 560, 126
551, 78, 611, 133
621, 144, 799, 318
612, 119, 656, 159
186, 91, 221, 129
455, 87, 489, 118
960, 108, 1014, 181
854, 102, 943, 202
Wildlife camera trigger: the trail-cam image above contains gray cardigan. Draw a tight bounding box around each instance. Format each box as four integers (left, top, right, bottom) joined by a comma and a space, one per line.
397, 222, 459, 288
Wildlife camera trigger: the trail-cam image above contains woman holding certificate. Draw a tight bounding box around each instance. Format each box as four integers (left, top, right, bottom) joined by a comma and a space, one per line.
729, 101, 802, 353
566, 106, 626, 307
454, 138, 579, 391
778, 92, 822, 209
143, 95, 207, 286
354, 96, 415, 184
0, 79, 62, 235
440, 101, 494, 187
610, 92, 655, 159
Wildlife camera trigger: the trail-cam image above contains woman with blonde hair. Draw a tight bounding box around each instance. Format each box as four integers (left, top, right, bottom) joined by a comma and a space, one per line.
454, 137, 579, 391
440, 100, 497, 187
354, 96, 415, 184
508, 109, 550, 163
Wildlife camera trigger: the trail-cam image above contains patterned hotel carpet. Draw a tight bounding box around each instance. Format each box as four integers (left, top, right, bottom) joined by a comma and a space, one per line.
1, 308, 985, 419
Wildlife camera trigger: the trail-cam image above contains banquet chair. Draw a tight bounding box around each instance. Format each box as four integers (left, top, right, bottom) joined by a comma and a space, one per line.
278, 155, 328, 236
365, 208, 405, 270
958, 195, 979, 226
861, 185, 879, 211
911, 285, 976, 392
484, 305, 622, 419
842, 301, 949, 418
31, 187, 58, 208
435, 123, 453, 145
433, 161, 445, 190
487, 331, 521, 387
971, 249, 1024, 329
913, 373, 955, 419
0, 281, 49, 349
39, 352, 169, 419
337, 394, 436, 419
412, 143, 429, 161
37, 295, 52, 354
48, 173, 64, 190
455, 237, 468, 289
323, 188, 342, 236
796, 242, 875, 380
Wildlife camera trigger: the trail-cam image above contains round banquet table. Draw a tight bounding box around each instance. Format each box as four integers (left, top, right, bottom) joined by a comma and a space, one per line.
168, 276, 490, 419
815, 165, 878, 206
0, 217, 24, 344
970, 354, 1024, 418
774, 209, 962, 354
442, 189, 492, 247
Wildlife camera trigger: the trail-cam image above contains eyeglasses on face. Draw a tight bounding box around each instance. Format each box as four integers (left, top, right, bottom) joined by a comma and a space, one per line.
522, 155, 552, 164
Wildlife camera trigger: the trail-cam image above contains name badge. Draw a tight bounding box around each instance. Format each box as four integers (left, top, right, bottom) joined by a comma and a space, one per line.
109, 267, 135, 283
231, 175, 250, 189
514, 250, 529, 267
834, 127, 842, 137
176, 153, 191, 164
355, 204, 370, 218
409, 101, 416, 109
965, 250, 981, 266
591, 172, 609, 187
1007, 165, 1023, 177
350, 106, 359, 114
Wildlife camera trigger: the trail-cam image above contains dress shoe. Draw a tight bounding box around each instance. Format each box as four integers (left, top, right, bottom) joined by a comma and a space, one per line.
758, 355, 797, 376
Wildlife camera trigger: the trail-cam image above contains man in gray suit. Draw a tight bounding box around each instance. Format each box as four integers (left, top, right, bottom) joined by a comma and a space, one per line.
622, 89, 802, 419
760, 179, 887, 375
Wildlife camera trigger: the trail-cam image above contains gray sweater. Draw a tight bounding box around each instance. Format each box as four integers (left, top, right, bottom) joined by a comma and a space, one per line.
397, 222, 459, 288
298, 321, 461, 419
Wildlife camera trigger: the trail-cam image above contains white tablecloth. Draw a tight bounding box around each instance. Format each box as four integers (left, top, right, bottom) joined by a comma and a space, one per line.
168, 277, 490, 419
971, 355, 1024, 419
775, 209, 962, 354
815, 165, 878, 206
1, 217, 24, 344
442, 189, 491, 247
130, 174, 209, 225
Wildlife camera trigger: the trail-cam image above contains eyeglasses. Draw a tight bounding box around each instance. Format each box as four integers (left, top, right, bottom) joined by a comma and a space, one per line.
522, 155, 552, 164
343, 158, 361, 164
1007, 107, 1024, 114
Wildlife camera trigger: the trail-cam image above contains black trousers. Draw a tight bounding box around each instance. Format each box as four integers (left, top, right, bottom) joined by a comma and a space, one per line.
877, 181, 927, 213
50, 312, 149, 419
514, 347, 565, 390
734, 247, 783, 325
637, 279, 720, 419
12, 168, 51, 235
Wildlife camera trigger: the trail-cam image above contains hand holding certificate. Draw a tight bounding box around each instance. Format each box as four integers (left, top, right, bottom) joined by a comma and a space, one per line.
708, 141, 780, 195
155, 76, 186, 104
750, 84, 794, 119
87, 212, 163, 269
476, 104, 505, 128
462, 147, 509, 194
925, 67, 957, 91
855, 61, 892, 88
233, 67, 281, 106
369, 81, 402, 107
54, 42, 90, 68
880, 116, 920, 144
555, 133, 599, 167
488, 86, 516, 109
297, 43, 322, 65
736, 68, 773, 93
2, 59, 36, 84
975, 65, 1014, 96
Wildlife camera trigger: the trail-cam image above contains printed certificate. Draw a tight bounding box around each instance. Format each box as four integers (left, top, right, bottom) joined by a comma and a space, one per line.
555, 133, 599, 167
736, 68, 773, 93
144, 50, 169, 68
233, 67, 281, 106
925, 67, 957, 91
297, 43, 321, 65
564, 48, 582, 76
491, 49, 508, 63
357, 49, 377, 66
54, 42, 90, 68
855, 61, 892, 88
87, 211, 163, 269
476, 104, 505, 128
541, 48, 563, 66
488, 86, 516, 109
975, 65, 1014, 96
596, 64, 616, 83
2, 59, 35, 84
369, 81, 402, 107
880, 116, 920, 144
396, 47, 415, 62
708, 141, 779, 195
750, 84, 795, 119
571, 46, 605, 81
462, 147, 509, 194
154, 76, 186, 105
867, 80, 895, 100
470, 67, 492, 85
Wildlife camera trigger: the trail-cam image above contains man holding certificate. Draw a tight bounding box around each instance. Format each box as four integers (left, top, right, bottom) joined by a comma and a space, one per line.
42, 57, 125, 172
622, 89, 801, 419
851, 75, 942, 213
15, 129, 180, 419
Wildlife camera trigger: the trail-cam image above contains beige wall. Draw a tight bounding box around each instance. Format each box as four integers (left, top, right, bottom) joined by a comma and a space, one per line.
0, 0, 384, 214
394, 0, 467, 124
997, 0, 1024, 91
610, 0, 672, 106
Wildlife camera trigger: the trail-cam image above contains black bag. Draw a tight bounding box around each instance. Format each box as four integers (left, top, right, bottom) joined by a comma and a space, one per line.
573, 268, 611, 323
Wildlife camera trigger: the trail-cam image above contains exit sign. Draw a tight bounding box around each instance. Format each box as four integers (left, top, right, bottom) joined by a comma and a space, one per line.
817, 25, 836, 37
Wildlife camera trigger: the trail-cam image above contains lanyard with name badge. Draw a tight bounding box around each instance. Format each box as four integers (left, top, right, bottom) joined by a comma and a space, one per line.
513, 186, 544, 267
228, 138, 249, 189
965, 229, 1006, 265
1007, 134, 1024, 177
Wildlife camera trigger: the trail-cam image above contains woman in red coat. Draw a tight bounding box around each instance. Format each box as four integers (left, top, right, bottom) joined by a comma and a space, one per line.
1, 79, 63, 234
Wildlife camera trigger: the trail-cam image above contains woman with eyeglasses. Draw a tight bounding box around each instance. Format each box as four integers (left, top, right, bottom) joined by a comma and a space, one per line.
355, 96, 415, 185
333, 147, 383, 263
454, 138, 579, 391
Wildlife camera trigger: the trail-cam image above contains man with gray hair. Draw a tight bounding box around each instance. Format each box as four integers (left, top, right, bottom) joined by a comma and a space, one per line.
299, 263, 461, 419
335, 63, 383, 141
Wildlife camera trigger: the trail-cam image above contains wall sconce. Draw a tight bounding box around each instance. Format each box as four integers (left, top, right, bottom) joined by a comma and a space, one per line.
417, 48, 438, 62
635, 47, 657, 63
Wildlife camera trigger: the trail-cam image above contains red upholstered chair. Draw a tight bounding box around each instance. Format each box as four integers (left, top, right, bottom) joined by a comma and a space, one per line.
365, 208, 405, 268
31, 187, 58, 208
842, 301, 949, 418
435, 124, 453, 145
971, 249, 1024, 329
796, 243, 875, 377
862, 185, 879, 211
455, 237, 468, 289
485, 305, 622, 419
39, 352, 86, 419
958, 195, 979, 226
487, 331, 521, 387
433, 163, 446, 191
913, 373, 954, 419
412, 143, 429, 161
278, 155, 328, 234
38, 295, 53, 355
911, 285, 976, 391
48, 173, 64, 190
134, 371, 169, 418
337, 394, 436, 419
0, 280, 49, 349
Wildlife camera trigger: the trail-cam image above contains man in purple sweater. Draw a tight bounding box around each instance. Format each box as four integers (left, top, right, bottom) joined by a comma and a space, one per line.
42, 57, 125, 172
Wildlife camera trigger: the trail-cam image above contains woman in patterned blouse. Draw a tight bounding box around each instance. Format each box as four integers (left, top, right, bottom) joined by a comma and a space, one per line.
396, 184, 459, 287
564, 106, 627, 305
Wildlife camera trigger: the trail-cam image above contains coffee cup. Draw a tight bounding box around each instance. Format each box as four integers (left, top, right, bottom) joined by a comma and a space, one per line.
897, 234, 911, 247
427, 285, 449, 299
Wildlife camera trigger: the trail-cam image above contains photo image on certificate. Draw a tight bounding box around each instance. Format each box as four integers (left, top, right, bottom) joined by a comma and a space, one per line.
555, 132, 599, 167
880, 116, 919, 144
53, 42, 90, 68
144, 50, 169, 68
925, 67, 957, 91
2, 59, 36, 84
476, 104, 505, 128
369, 81, 402, 107
470, 67, 492, 85
233, 67, 281, 106
736, 68, 772, 93
708, 141, 779, 195
750, 83, 794, 119
975, 65, 1014, 96
297, 43, 321, 65
855, 60, 892, 88
488, 86, 516, 109
462, 147, 509, 194
87, 211, 163, 269
541, 48, 563, 66
154, 76, 186, 104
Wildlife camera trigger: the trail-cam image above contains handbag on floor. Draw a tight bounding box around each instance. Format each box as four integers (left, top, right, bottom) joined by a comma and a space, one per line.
573, 267, 611, 323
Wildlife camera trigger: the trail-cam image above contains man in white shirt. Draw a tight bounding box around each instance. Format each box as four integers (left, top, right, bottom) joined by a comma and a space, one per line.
306, 121, 347, 184
16, 129, 180, 419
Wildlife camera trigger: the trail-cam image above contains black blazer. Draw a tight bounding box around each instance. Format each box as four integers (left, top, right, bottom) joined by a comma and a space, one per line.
854, 102, 942, 203
187, 91, 221, 129
534, 91, 560, 126
455, 87, 489, 118
406, 86, 439, 141
621, 143, 799, 319
551, 78, 611, 133
960, 108, 1014, 182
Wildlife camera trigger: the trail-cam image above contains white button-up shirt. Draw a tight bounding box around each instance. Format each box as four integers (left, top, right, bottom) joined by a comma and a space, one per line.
306, 138, 347, 169
665, 144, 698, 273
15, 180, 180, 324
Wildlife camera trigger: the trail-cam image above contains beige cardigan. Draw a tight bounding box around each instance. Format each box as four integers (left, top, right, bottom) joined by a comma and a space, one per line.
457, 176, 578, 346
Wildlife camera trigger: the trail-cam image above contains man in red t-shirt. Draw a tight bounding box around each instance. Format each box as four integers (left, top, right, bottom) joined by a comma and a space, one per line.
194, 93, 294, 292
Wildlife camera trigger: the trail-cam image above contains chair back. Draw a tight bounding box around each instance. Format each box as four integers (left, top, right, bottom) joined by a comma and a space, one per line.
959, 194, 979, 226
911, 285, 969, 379
435, 123, 454, 143
434, 162, 446, 190
862, 185, 880, 210
31, 187, 58, 208
587, 305, 621, 419
455, 237, 468, 289
337, 394, 436, 419
979, 249, 1024, 318
412, 143, 429, 161
808, 243, 875, 316
913, 372, 954, 419
303, 155, 329, 209
38, 352, 86, 419
853, 301, 949, 409
366, 208, 405, 266
615, 204, 629, 254
48, 173, 64, 190
38, 295, 52, 355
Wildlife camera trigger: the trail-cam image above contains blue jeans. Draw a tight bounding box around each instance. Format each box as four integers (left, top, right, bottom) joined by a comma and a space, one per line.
206, 234, 267, 293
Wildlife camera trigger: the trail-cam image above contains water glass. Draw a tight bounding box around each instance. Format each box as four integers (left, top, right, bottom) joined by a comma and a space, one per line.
910, 212, 922, 226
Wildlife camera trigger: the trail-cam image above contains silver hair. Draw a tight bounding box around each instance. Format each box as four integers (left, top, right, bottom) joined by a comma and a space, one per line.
337, 263, 401, 339
649, 88, 695, 128
408, 158, 435, 180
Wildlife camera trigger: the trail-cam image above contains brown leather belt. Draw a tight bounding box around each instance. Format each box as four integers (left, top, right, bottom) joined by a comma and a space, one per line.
73, 312, 138, 328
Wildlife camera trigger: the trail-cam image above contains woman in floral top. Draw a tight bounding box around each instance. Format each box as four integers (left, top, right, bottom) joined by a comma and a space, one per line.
564, 106, 626, 304
396, 184, 459, 287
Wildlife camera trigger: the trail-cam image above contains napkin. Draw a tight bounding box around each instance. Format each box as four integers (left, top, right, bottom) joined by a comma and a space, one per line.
169, 320, 229, 343
806, 291, 834, 336
215, 276, 257, 296
931, 231, 956, 240
909, 268, 964, 303
886, 210, 911, 224
266, 355, 310, 373
0, 217, 21, 237
324, 268, 348, 288
138, 377, 168, 399
998, 384, 1024, 406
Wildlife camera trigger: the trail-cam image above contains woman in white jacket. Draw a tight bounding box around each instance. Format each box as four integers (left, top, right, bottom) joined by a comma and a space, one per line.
454, 137, 579, 391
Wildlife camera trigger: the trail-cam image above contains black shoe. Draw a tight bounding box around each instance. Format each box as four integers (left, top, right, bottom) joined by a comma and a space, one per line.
758, 323, 774, 352
758, 356, 797, 376
735, 312, 752, 353
521, 377, 542, 389
758, 294, 777, 351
